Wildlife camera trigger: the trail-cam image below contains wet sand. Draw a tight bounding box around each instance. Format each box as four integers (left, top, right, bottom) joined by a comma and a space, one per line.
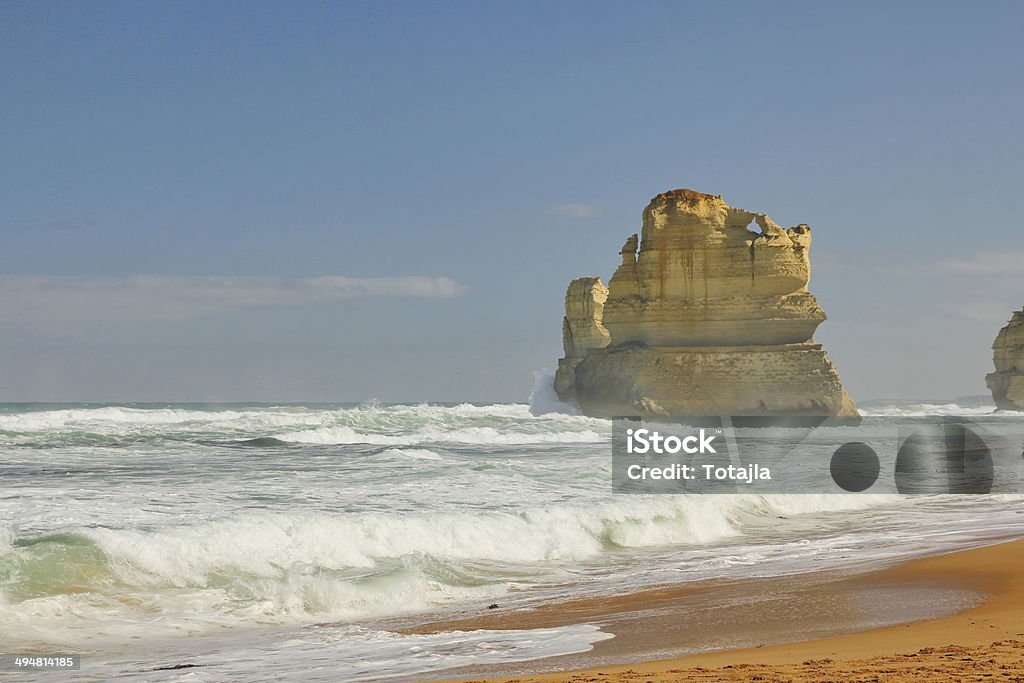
421, 538, 1024, 682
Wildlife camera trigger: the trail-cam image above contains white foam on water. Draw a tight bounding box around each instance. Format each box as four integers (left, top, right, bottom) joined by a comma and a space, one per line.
275, 424, 606, 445
0, 407, 321, 431
860, 402, 1017, 417
0, 561, 508, 649
527, 370, 581, 416
0, 527, 13, 556
2, 493, 899, 611
2, 497, 651, 647
293, 624, 612, 683
220, 624, 613, 683
444, 402, 535, 417
0, 403, 610, 453
79, 500, 742, 583
380, 448, 445, 461
76, 624, 612, 683
2, 399, 1023, 676
5, 400, 1016, 440
0, 492, 948, 665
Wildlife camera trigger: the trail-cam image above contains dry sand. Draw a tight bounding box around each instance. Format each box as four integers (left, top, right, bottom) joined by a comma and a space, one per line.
424, 538, 1024, 682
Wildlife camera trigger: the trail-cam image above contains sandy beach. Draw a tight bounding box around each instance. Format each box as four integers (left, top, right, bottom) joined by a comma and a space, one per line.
427, 537, 1024, 682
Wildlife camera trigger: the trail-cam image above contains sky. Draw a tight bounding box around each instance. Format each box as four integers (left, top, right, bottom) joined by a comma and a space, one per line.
1, 0, 1022, 403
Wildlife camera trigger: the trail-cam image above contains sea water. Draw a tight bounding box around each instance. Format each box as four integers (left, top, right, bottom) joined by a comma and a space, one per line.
1, 382, 1022, 681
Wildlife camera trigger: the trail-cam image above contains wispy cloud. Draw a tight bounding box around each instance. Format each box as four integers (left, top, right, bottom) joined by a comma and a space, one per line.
4, 217, 96, 232
929, 251, 1024, 275
547, 203, 601, 219
46, 217, 95, 232
0, 275, 468, 321
934, 297, 1020, 324
817, 250, 1024, 278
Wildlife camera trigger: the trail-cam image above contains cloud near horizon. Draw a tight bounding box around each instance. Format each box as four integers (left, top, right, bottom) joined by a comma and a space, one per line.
817, 250, 1024, 279
929, 251, 1024, 276
1, 275, 468, 321
547, 203, 601, 219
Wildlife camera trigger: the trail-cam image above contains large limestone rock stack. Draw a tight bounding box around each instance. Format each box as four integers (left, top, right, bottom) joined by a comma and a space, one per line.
987, 310, 1024, 410
554, 189, 857, 418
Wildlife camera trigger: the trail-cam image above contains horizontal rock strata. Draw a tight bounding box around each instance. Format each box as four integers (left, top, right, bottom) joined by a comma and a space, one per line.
555, 189, 857, 418
554, 277, 611, 402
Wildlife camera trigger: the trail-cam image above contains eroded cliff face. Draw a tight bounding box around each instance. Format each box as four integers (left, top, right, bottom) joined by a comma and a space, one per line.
554, 189, 857, 418
553, 277, 610, 401
604, 190, 824, 346
987, 310, 1024, 410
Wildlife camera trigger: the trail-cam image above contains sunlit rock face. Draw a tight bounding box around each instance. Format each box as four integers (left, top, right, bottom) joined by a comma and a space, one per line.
603, 189, 824, 346
987, 310, 1024, 410
554, 189, 857, 418
553, 277, 611, 402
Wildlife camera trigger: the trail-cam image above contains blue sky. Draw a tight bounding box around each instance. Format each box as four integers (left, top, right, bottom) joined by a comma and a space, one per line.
2, 1, 1022, 402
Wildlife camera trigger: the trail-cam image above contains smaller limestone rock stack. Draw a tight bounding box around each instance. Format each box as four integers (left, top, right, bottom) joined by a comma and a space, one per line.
987, 310, 1024, 410
554, 277, 611, 401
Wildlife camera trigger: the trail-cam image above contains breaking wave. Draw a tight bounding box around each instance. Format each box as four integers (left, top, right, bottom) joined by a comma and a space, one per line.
0, 402, 610, 449
527, 370, 580, 416
274, 425, 604, 445
380, 448, 445, 460
0, 492, 890, 643
2, 397, 1019, 657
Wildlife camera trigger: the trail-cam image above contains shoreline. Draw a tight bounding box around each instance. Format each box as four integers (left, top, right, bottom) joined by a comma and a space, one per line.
424, 537, 1024, 682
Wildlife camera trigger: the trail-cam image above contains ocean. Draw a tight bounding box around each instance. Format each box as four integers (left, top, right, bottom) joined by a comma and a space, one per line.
2, 380, 1023, 681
